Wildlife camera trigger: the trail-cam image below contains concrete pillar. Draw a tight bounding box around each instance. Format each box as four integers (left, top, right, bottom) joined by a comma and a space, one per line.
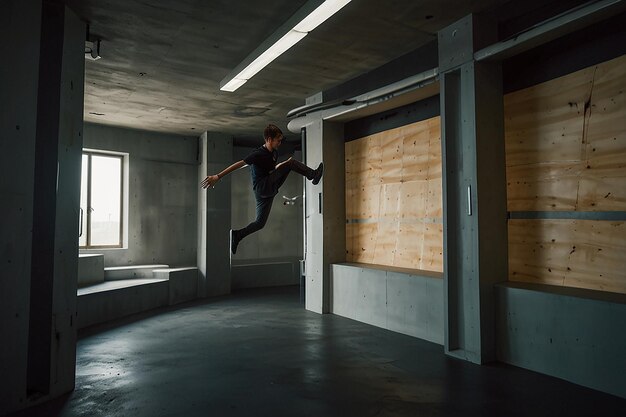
0, 0, 42, 412
304, 117, 346, 314
0, 0, 85, 414
438, 15, 508, 364
198, 132, 233, 297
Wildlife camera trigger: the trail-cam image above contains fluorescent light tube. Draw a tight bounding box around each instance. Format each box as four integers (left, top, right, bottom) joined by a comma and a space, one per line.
293, 0, 352, 32
221, 77, 248, 92
220, 0, 352, 92
236, 30, 307, 81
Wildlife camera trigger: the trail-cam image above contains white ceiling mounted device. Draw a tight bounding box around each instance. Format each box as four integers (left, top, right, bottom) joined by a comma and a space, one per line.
220, 0, 352, 92
85, 39, 101, 61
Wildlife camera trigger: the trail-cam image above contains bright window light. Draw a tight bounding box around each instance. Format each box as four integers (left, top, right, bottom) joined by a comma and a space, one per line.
220, 0, 352, 92
80, 151, 124, 248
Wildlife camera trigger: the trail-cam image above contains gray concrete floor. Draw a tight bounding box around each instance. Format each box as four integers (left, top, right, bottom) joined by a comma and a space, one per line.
12, 286, 626, 417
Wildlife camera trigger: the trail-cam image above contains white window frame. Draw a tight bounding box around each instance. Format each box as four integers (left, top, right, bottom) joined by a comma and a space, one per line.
79, 150, 125, 249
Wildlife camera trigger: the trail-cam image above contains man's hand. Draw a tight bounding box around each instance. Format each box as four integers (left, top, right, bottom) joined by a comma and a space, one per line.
201, 175, 220, 189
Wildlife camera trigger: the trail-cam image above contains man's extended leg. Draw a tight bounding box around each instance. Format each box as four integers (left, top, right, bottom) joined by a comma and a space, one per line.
272, 159, 323, 187
231, 196, 274, 254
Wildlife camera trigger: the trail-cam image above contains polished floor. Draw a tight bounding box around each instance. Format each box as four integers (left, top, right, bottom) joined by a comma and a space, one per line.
13, 286, 626, 417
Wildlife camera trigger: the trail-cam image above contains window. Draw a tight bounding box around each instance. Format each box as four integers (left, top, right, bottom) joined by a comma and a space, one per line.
79, 151, 124, 248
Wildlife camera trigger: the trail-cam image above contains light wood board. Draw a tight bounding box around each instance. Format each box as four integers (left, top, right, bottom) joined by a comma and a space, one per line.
345, 117, 443, 272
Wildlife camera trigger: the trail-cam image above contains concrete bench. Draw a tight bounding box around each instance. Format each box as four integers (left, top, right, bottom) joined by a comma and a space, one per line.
76, 278, 169, 329
104, 264, 169, 280
231, 260, 299, 290
76, 265, 199, 329
78, 253, 104, 287
153, 267, 199, 305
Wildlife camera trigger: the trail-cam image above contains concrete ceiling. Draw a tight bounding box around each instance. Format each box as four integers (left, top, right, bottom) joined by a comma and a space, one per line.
68, 0, 511, 136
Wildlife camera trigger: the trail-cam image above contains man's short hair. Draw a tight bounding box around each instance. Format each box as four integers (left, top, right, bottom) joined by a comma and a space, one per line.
264, 124, 283, 140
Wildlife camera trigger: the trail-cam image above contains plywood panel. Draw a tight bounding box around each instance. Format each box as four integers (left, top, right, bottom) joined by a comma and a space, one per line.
580, 53, 626, 211
374, 222, 398, 266
504, 67, 592, 166
508, 219, 626, 293
399, 181, 429, 220
425, 178, 443, 219
505, 53, 626, 294
345, 116, 443, 273
506, 163, 582, 211
350, 223, 378, 265
351, 184, 381, 220
396, 222, 424, 270
505, 53, 626, 212
421, 223, 443, 272
346, 135, 382, 186
577, 177, 626, 211
381, 131, 403, 184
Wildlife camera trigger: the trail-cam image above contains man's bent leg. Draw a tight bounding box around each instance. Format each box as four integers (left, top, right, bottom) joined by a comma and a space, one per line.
233, 196, 274, 247
286, 159, 315, 179
285, 159, 323, 184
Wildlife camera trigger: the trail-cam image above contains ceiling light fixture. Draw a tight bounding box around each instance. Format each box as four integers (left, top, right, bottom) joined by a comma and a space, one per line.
220, 0, 352, 92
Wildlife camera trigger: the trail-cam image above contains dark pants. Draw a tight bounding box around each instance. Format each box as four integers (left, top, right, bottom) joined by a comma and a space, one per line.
235, 159, 314, 242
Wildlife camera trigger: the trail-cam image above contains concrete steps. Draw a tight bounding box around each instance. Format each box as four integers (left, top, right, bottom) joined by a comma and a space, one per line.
104, 264, 169, 280
78, 253, 105, 287
76, 262, 199, 330
77, 278, 170, 329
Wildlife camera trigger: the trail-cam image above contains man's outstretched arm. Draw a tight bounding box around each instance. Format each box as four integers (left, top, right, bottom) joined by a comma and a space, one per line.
201, 160, 247, 189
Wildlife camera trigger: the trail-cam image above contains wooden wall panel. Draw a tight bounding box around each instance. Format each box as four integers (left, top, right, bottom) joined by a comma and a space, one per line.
505, 53, 626, 294
580, 53, 626, 211
508, 219, 626, 294
345, 116, 443, 273
505, 53, 626, 212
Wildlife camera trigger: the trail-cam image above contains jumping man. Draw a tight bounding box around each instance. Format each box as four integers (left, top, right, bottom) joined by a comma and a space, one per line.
201, 124, 323, 254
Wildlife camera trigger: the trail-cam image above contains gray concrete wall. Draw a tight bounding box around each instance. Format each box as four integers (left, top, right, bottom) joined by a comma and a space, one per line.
0, 0, 42, 412
81, 123, 198, 268
331, 264, 444, 344
0, 2, 85, 414
49, 8, 86, 400
439, 15, 505, 364
304, 120, 346, 314
496, 283, 626, 399
231, 260, 300, 289
198, 131, 232, 297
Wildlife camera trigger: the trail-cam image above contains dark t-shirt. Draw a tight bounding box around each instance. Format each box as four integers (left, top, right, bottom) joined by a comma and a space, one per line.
244, 145, 277, 189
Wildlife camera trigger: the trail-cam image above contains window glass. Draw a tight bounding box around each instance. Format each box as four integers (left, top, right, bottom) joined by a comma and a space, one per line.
89, 154, 122, 246
79, 154, 88, 247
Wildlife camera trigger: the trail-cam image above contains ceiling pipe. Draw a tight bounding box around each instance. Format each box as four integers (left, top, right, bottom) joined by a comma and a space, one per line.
475, 0, 626, 61
287, 68, 438, 132
287, 0, 626, 133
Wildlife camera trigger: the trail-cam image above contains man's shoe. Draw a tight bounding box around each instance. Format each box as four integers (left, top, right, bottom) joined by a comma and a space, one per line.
230, 229, 240, 255
312, 162, 324, 185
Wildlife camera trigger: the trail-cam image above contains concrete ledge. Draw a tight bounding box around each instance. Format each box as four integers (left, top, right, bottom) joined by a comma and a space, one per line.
104, 264, 169, 280
77, 278, 169, 329
78, 253, 104, 287
331, 263, 444, 344
495, 282, 626, 399
231, 260, 298, 289
154, 267, 199, 305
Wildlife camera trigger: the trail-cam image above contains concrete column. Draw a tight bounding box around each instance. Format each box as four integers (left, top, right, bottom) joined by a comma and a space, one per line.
49, 5, 86, 398
0, 0, 43, 412
198, 132, 233, 297
0, 1, 85, 414
438, 15, 508, 364
304, 118, 346, 314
